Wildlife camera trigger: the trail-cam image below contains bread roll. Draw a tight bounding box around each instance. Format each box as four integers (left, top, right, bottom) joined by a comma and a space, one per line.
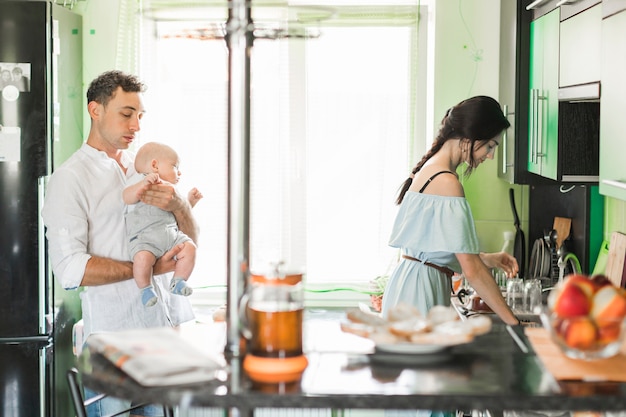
345, 307, 387, 327
427, 305, 459, 325
409, 331, 473, 345
388, 317, 431, 338
387, 303, 422, 322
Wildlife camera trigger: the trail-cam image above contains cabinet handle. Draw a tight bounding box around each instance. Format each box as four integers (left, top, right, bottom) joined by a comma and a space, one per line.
526, 0, 552, 10
535, 90, 548, 163
531, 89, 539, 164
602, 179, 626, 190
530, 90, 535, 164
501, 104, 514, 174
38, 176, 50, 335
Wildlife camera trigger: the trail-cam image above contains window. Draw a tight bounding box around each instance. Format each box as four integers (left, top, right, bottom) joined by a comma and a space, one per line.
139, 3, 428, 301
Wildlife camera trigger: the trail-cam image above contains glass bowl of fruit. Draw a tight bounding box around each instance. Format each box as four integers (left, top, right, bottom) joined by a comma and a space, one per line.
540, 274, 626, 360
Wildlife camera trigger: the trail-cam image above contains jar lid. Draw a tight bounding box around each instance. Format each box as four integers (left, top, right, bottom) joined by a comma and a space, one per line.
243, 354, 308, 383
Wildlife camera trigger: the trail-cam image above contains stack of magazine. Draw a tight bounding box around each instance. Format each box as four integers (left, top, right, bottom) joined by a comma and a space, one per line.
87, 327, 226, 386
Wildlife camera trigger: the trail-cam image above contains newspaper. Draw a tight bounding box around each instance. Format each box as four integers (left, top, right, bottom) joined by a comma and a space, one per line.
87, 327, 226, 387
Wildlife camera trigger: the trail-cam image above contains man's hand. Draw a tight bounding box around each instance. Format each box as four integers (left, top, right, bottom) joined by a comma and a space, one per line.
139, 182, 187, 212
140, 182, 200, 244
153, 243, 185, 276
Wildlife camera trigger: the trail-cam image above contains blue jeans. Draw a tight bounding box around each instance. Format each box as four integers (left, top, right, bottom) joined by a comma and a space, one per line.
84, 387, 164, 417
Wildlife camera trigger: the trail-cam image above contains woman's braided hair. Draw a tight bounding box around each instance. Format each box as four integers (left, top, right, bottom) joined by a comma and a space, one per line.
395, 95, 510, 205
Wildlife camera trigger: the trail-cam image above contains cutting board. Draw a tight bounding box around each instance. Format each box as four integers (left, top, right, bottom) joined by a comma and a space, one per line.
605, 231, 626, 287
525, 328, 626, 381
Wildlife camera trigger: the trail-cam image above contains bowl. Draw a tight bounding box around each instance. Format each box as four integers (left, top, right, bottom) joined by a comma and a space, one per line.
540, 311, 626, 360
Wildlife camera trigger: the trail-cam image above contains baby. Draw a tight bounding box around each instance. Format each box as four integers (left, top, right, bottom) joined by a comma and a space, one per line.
123, 142, 203, 307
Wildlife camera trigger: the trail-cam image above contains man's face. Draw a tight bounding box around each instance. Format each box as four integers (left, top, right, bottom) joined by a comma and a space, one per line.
93, 87, 145, 151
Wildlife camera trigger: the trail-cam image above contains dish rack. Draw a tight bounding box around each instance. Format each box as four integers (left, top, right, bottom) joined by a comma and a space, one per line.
528, 230, 568, 287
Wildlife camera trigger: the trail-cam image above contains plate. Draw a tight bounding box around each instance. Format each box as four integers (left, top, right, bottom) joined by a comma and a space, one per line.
375, 342, 449, 355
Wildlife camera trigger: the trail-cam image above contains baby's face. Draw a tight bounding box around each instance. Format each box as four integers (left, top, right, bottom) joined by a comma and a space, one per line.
157, 156, 181, 184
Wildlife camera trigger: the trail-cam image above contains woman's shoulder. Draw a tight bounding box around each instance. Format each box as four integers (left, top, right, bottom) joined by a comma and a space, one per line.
410, 167, 464, 197
401, 191, 471, 213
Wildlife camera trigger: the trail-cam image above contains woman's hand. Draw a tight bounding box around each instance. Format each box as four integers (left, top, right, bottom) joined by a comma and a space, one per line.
480, 251, 519, 278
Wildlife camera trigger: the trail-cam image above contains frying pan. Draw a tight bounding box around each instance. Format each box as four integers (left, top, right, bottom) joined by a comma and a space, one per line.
509, 188, 526, 277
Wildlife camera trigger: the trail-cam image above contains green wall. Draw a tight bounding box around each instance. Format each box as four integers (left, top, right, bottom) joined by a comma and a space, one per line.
431, 0, 529, 256
604, 198, 626, 240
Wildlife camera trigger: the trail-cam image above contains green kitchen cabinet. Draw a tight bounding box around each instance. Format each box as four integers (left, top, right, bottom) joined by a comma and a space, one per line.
528, 9, 559, 180
599, 9, 626, 200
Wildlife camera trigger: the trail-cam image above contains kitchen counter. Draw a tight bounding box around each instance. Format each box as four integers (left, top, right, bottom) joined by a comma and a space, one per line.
77, 309, 626, 413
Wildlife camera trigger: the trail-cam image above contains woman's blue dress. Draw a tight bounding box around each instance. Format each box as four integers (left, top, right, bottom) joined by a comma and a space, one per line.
382, 192, 480, 318
382, 192, 481, 417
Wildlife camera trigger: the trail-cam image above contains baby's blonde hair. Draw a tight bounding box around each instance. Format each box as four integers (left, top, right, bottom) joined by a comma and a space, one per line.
134, 142, 178, 174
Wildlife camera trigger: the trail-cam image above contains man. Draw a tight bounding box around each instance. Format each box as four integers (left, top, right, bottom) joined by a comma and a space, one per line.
11, 66, 30, 91
42, 70, 198, 417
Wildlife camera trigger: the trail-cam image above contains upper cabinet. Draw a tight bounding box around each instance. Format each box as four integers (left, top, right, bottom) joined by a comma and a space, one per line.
528, 8, 559, 180
524, 2, 601, 184
497, 0, 533, 184
559, 4, 601, 86
599, 7, 626, 200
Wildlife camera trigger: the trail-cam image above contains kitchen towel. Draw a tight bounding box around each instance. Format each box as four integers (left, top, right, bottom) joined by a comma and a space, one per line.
525, 327, 626, 382
87, 327, 226, 386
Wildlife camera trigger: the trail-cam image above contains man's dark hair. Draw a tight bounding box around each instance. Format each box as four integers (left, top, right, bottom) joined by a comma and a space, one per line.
86, 70, 146, 107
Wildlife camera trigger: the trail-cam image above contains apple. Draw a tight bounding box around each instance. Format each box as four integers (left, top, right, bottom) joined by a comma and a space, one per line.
547, 273, 626, 354
549, 282, 592, 318
590, 285, 626, 324
557, 316, 598, 349
597, 320, 622, 344
590, 274, 612, 291
567, 274, 596, 298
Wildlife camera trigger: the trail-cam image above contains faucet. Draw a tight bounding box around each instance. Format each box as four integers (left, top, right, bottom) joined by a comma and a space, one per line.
557, 247, 582, 283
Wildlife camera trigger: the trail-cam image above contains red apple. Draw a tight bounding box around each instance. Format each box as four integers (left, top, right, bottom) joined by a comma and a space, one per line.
590, 274, 612, 291
549, 282, 592, 318
567, 274, 596, 298
590, 285, 626, 324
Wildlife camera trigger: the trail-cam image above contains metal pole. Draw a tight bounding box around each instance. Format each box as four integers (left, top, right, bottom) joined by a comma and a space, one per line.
225, 0, 252, 359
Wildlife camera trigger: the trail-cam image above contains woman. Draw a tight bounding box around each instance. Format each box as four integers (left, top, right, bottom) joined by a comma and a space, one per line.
381, 95, 520, 327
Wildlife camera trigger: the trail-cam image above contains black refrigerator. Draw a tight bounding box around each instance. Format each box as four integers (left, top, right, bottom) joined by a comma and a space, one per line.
0, 2, 83, 416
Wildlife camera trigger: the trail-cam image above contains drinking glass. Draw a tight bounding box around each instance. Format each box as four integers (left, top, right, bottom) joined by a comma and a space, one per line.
506, 278, 524, 312
523, 278, 543, 314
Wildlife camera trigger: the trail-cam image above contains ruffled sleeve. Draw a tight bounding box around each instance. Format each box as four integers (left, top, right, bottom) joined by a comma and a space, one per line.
388, 192, 480, 254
